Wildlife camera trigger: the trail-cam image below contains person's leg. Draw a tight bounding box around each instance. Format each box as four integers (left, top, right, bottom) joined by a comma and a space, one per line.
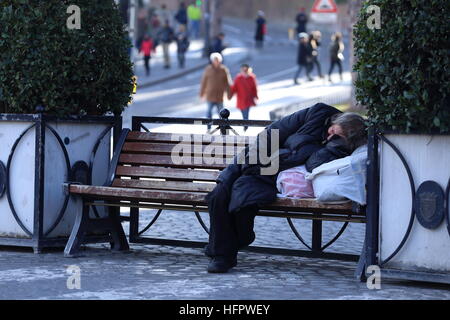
294, 65, 303, 84
337, 60, 343, 81
206, 101, 214, 130
144, 56, 150, 76
163, 43, 170, 68
234, 205, 258, 249
315, 58, 323, 78
328, 60, 336, 81
241, 108, 249, 131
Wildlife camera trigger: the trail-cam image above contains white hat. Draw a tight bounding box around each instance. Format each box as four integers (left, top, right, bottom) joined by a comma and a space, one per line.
258, 10, 265, 17
298, 32, 308, 39
210, 52, 223, 63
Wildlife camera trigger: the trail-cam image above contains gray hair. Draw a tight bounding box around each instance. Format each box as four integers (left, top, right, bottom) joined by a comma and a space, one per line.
332, 112, 367, 151
210, 52, 223, 63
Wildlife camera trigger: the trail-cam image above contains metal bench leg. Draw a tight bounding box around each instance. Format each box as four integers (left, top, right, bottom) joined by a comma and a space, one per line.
64, 201, 90, 257
354, 238, 368, 282
312, 219, 322, 252
108, 207, 130, 252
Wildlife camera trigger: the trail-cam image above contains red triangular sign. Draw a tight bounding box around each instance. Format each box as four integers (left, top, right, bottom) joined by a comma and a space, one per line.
311, 0, 338, 13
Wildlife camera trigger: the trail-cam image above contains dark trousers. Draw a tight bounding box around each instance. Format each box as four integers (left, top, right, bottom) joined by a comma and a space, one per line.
144, 56, 151, 75
177, 52, 186, 68
328, 59, 343, 79
241, 108, 250, 131
311, 57, 323, 77
294, 63, 313, 81
206, 183, 258, 258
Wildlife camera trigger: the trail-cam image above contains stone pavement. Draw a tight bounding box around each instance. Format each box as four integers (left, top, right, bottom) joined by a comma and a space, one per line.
0, 209, 449, 300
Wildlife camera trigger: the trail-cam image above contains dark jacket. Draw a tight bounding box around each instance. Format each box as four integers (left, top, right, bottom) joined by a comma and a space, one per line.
255, 17, 266, 41
297, 41, 312, 65
207, 103, 351, 213
158, 26, 175, 44
174, 8, 188, 25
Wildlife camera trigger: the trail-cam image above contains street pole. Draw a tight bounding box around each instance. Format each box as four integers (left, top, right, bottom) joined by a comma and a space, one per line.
203, 0, 211, 58
129, 0, 137, 71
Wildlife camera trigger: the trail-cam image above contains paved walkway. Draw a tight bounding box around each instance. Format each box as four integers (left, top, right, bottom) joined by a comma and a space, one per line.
0, 211, 449, 300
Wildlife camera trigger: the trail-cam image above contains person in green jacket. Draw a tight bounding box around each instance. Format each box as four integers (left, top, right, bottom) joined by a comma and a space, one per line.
187, 1, 202, 39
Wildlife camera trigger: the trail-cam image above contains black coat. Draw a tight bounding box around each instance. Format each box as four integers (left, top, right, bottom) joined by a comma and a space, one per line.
207, 103, 351, 214
297, 41, 312, 66
255, 17, 266, 41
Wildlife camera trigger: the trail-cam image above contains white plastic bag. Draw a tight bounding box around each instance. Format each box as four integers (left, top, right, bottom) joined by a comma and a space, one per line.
305, 145, 368, 204
276, 165, 314, 198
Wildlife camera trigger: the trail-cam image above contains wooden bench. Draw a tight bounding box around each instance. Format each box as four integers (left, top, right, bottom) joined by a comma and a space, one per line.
64, 115, 366, 277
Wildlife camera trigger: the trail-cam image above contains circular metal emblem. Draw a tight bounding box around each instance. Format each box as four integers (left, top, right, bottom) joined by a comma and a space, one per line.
0, 161, 6, 198
70, 161, 90, 185
414, 181, 445, 229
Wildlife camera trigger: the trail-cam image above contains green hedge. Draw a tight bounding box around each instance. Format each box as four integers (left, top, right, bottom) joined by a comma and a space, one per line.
0, 0, 133, 116
354, 0, 450, 133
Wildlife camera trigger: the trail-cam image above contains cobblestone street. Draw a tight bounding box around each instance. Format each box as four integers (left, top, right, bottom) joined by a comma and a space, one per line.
0, 210, 449, 300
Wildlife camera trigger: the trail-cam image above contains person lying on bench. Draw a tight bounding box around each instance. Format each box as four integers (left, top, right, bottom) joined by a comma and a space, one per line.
204, 103, 367, 273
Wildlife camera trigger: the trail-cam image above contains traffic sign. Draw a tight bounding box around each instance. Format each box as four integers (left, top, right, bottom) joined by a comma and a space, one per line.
311, 0, 338, 24
312, 0, 338, 13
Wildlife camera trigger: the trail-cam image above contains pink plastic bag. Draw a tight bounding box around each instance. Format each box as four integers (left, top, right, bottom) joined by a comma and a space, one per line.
276, 165, 314, 198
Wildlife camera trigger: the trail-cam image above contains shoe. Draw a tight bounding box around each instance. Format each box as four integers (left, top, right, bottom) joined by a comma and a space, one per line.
293, 79, 298, 85
207, 256, 237, 273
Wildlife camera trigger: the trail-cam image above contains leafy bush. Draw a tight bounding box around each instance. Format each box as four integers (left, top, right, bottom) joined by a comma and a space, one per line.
0, 0, 133, 116
354, 0, 450, 133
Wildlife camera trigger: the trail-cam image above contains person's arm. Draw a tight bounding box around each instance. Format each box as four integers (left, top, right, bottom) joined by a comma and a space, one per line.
251, 76, 258, 101
200, 70, 208, 99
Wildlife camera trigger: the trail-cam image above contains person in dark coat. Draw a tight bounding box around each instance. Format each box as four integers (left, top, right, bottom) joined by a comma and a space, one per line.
254, 11, 266, 49
328, 32, 344, 82
174, 2, 188, 28
295, 7, 308, 34
294, 32, 313, 84
175, 25, 190, 68
205, 103, 367, 273
309, 31, 323, 78
210, 32, 226, 55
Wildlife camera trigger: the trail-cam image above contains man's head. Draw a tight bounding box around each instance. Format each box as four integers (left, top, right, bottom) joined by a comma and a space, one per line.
210, 52, 223, 67
298, 32, 308, 43
328, 113, 367, 150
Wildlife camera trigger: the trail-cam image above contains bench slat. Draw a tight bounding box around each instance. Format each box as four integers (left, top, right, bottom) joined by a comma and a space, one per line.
122, 142, 242, 157
116, 166, 220, 181
112, 179, 215, 193
70, 184, 356, 213
70, 185, 208, 205
119, 154, 228, 169
126, 131, 255, 145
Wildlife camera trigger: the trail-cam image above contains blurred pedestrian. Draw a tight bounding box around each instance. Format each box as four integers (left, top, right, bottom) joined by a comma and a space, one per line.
158, 4, 172, 27
176, 25, 190, 68
139, 35, 155, 76
157, 20, 175, 69
187, 1, 202, 39
309, 31, 323, 78
328, 32, 344, 82
294, 32, 313, 85
254, 11, 266, 49
229, 64, 258, 131
200, 53, 232, 131
210, 32, 226, 55
174, 2, 188, 29
295, 7, 308, 34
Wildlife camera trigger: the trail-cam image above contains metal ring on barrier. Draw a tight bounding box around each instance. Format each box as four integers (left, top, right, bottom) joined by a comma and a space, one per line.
378, 134, 416, 267
43, 124, 71, 237
446, 178, 450, 236
6, 124, 36, 236
0, 161, 6, 199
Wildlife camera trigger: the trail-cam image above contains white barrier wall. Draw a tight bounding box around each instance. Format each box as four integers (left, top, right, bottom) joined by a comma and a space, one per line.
379, 134, 450, 272
0, 120, 111, 238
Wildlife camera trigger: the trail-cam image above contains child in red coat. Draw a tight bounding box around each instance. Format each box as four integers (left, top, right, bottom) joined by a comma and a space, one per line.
229, 64, 258, 131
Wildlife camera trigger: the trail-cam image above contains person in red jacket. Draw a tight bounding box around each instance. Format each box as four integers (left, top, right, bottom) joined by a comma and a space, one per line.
229, 64, 258, 131
140, 35, 154, 76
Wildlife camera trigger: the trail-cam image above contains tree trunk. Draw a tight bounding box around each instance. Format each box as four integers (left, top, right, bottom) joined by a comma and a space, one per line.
349, 0, 363, 111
